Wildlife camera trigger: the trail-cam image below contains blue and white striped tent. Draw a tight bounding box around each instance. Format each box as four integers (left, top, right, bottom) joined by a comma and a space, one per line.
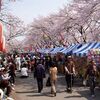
47, 48, 55, 53
73, 42, 100, 56
38, 48, 47, 53
60, 44, 82, 54
50, 47, 65, 54
38, 48, 54, 54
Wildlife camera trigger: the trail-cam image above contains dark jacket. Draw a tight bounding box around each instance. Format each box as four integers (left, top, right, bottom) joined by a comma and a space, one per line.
34, 64, 45, 79
9, 63, 16, 76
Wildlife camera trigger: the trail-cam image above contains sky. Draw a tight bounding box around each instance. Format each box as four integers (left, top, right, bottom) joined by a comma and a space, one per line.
8, 0, 72, 24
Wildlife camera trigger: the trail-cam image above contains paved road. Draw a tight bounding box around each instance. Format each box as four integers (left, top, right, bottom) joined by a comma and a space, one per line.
12, 72, 100, 100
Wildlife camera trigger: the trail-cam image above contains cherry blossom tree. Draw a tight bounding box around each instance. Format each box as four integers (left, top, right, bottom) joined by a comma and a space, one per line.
27, 0, 100, 49
2, 0, 99, 51
0, 0, 26, 52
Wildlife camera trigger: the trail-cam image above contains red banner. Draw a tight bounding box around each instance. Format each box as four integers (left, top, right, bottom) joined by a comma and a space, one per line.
0, 22, 6, 52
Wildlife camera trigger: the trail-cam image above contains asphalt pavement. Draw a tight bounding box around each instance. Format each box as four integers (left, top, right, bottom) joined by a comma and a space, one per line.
11, 72, 100, 100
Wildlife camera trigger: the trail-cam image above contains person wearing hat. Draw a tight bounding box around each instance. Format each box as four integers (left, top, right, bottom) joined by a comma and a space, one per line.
64, 56, 75, 93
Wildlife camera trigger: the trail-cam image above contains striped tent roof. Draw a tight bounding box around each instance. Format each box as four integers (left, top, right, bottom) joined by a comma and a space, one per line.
50, 47, 65, 54
73, 42, 100, 56
38, 48, 54, 54
38, 48, 46, 53
60, 44, 82, 54
73, 42, 92, 56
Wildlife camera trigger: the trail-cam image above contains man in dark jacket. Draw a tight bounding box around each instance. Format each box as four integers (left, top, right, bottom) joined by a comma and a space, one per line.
34, 60, 45, 93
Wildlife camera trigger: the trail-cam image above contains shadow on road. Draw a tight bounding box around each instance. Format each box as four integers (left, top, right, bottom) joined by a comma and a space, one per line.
16, 90, 37, 94
15, 72, 100, 100
75, 87, 100, 100
26, 92, 55, 97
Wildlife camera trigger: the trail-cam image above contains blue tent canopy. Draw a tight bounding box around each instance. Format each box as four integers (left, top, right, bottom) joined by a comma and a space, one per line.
38, 48, 54, 54
38, 42, 100, 56
38, 48, 46, 53
73, 42, 91, 55
73, 42, 100, 56
67, 44, 82, 55
60, 44, 82, 54
50, 47, 65, 54
78, 42, 100, 56
47, 48, 55, 53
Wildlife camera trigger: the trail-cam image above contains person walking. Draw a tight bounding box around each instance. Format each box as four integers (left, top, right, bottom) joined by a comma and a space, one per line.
84, 60, 97, 97
15, 55, 21, 71
8, 61, 16, 85
64, 56, 75, 93
34, 60, 45, 93
49, 62, 57, 96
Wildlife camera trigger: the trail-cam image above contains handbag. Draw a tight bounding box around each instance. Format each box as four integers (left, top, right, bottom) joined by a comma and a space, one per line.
46, 76, 51, 87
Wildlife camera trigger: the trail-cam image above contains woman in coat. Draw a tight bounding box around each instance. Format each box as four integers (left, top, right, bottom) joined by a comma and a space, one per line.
49, 62, 57, 96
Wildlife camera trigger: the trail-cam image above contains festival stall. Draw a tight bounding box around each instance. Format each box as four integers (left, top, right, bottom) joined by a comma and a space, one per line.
87, 49, 100, 85
60, 44, 82, 55
87, 49, 100, 69
73, 42, 100, 56
73, 43, 100, 85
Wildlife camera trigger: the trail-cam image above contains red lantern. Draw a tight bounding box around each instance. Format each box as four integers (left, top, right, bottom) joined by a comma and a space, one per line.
0, 22, 6, 52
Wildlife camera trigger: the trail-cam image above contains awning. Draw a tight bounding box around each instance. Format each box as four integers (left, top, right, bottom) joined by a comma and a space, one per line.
73, 42, 100, 56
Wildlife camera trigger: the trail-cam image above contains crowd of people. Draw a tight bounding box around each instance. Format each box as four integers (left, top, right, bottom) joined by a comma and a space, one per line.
0, 53, 99, 99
